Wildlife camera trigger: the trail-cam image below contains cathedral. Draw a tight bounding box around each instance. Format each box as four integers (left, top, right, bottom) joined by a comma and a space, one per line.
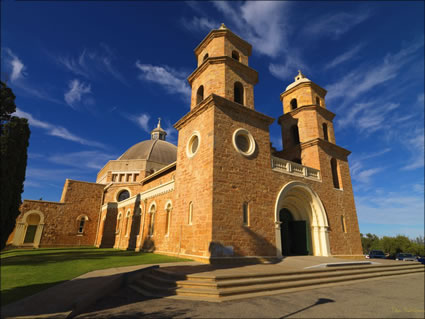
8, 25, 364, 262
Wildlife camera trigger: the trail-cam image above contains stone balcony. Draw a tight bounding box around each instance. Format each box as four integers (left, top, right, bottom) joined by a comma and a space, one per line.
271, 156, 321, 181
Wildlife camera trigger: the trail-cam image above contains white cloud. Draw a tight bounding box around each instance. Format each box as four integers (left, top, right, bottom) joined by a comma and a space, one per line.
49, 151, 116, 170
350, 161, 384, 184
269, 54, 310, 81
135, 113, 151, 133
13, 108, 105, 148
324, 44, 364, 70
182, 16, 219, 32
402, 128, 424, 170
304, 11, 370, 39
212, 1, 289, 58
64, 79, 92, 107
3, 48, 27, 82
55, 44, 127, 84
326, 37, 424, 105
135, 61, 191, 100
356, 192, 424, 226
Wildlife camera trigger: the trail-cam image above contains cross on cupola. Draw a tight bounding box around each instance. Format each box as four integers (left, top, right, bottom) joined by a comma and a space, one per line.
151, 118, 167, 141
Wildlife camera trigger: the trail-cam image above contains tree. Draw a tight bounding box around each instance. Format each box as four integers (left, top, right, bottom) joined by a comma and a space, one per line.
0, 81, 30, 250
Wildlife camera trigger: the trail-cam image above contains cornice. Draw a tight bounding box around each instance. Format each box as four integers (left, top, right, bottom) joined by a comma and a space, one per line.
301, 138, 351, 157
174, 94, 274, 131
278, 105, 335, 123
187, 56, 258, 85
194, 29, 252, 57
280, 81, 327, 100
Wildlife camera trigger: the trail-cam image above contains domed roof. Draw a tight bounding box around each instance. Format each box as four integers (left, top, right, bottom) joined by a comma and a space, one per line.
285, 70, 312, 91
118, 139, 177, 164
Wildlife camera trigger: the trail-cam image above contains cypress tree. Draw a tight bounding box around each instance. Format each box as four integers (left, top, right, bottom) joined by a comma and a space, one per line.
0, 81, 30, 250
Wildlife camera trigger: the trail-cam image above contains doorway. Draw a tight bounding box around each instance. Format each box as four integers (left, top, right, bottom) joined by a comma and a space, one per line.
279, 208, 311, 256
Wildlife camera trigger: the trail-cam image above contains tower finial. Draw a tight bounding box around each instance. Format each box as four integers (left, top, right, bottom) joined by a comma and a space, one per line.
157, 117, 161, 128
219, 23, 227, 30
295, 70, 306, 81
151, 117, 167, 141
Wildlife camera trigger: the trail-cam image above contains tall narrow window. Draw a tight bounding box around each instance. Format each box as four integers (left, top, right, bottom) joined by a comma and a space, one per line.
290, 98, 298, 110
77, 216, 87, 233
116, 213, 122, 234
341, 215, 347, 233
165, 203, 172, 235
196, 85, 204, 105
243, 202, 249, 226
148, 205, 156, 236
316, 97, 321, 106
188, 202, 193, 225
331, 158, 340, 189
323, 123, 329, 141
234, 82, 244, 105
203, 53, 209, 62
232, 50, 240, 61
291, 125, 300, 145
124, 211, 131, 236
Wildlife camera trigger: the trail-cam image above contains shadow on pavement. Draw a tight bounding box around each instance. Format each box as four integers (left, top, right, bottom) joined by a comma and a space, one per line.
280, 298, 335, 318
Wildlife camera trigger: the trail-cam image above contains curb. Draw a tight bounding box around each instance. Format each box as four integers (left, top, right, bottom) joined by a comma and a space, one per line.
67, 265, 159, 319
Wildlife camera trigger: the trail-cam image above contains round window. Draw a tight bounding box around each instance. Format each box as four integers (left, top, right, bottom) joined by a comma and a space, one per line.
186, 132, 200, 158
232, 128, 255, 156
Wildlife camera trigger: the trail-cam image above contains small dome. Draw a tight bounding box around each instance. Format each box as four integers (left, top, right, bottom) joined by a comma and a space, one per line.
118, 139, 177, 164
285, 70, 311, 91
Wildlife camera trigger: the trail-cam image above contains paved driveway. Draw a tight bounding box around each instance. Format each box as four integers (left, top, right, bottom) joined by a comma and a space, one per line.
76, 272, 424, 318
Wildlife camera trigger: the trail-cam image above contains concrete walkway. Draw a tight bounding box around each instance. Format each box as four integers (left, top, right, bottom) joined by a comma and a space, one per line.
1, 256, 410, 319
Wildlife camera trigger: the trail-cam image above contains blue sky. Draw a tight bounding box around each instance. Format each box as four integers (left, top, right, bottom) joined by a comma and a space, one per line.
1, 1, 424, 239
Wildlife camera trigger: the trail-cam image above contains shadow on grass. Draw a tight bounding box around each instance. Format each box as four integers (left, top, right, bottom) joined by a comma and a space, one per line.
1, 280, 66, 306
1, 250, 182, 267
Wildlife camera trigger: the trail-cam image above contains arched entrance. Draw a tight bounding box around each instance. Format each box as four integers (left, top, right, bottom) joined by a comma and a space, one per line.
13, 210, 45, 248
279, 208, 311, 256
275, 181, 330, 258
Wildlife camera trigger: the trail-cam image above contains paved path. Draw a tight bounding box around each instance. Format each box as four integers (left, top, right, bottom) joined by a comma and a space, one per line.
76, 272, 425, 318
1, 256, 418, 318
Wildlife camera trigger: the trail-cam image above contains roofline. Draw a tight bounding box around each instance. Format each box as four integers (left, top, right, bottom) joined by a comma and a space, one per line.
140, 161, 176, 184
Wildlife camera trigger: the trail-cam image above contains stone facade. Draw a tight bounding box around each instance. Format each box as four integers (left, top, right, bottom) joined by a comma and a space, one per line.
8, 25, 363, 262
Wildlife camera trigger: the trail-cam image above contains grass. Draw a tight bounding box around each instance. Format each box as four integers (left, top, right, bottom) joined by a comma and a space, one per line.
0, 247, 191, 306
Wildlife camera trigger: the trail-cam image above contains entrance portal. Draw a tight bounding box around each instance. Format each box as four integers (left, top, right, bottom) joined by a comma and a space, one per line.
275, 181, 331, 257
279, 208, 310, 256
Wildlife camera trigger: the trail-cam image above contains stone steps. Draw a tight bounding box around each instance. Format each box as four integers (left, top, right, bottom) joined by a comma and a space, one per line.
128, 263, 424, 301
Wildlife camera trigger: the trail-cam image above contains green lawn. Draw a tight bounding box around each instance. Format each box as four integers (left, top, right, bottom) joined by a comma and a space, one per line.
0, 247, 191, 306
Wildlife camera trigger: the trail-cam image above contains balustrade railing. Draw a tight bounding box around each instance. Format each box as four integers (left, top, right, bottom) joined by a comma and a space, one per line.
271, 156, 321, 180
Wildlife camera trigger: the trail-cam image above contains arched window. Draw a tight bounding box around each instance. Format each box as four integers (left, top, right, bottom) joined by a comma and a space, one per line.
234, 82, 244, 105
188, 202, 193, 225
196, 85, 204, 105
316, 97, 321, 106
291, 125, 300, 145
165, 202, 172, 235
77, 215, 88, 233
331, 158, 340, 189
117, 190, 130, 202
148, 204, 156, 236
232, 50, 240, 61
116, 212, 122, 234
203, 53, 209, 62
124, 210, 131, 237
323, 123, 329, 141
290, 98, 298, 110
242, 202, 249, 226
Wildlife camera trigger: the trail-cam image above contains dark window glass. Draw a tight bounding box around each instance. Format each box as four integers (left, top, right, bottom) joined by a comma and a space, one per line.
203, 53, 209, 61
331, 158, 340, 189
323, 123, 329, 141
196, 85, 204, 105
118, 190, 130, 202
290, 99, 297, 110
78, 219, 85, 233
292, 125, 300, 145
316, 97, 320, 106
243, 203, 249, 225
234, 82, 244, 104
232, 50, 240, 61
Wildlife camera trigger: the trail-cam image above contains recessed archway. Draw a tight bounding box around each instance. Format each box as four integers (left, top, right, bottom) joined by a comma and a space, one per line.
274, 181, 330, 258
13, 210, 45, 248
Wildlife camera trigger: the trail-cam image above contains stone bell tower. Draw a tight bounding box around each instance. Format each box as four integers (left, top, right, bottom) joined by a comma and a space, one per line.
187, 23, 258, 110
174, 24, 274, 261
